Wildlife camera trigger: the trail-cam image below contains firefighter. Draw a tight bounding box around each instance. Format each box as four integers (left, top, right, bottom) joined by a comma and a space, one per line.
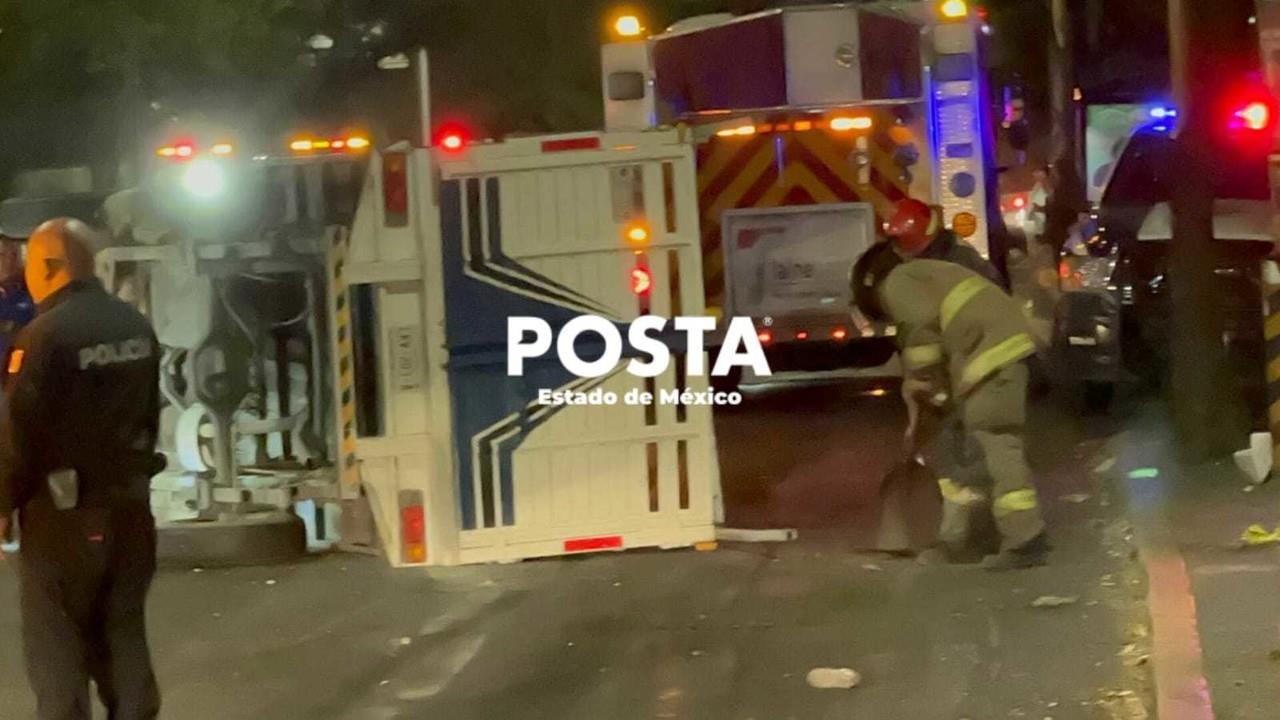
883, 198, 1002, 286
0, 234, 36, 365
881, 198, 1003, 561
852, 242, 1049, 569
0, 218, 163, 719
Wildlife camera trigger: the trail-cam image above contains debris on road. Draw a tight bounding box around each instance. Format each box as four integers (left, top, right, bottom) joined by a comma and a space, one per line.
1030, 595, 1079, 608
1233, 432, 1272, 485
860, 563, 883, 572
265, 579, 277, 586
1239, 524, 1280, 547
1093, 457, 1117, 474
716, 527, 798, 543
1126, 468, 1159, 480
1060, 493, 1092, 504
1269, 649, 1280, 662
805, 667, 861, 689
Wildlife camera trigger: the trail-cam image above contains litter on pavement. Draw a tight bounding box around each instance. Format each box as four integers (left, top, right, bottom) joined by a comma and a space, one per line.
806, 667, 861, 689
1240, 524, 1280, 546
1233, 432, 1273, 485
1030, 595, 1079, 608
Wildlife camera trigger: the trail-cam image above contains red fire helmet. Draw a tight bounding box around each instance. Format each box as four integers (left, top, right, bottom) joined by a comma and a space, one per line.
883, 198, 938, 256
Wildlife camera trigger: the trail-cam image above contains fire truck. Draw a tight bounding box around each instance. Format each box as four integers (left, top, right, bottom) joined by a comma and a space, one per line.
602, 0, 1004, 382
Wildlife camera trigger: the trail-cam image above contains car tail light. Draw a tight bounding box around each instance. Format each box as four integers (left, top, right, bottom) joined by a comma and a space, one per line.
399, 490, 426, 564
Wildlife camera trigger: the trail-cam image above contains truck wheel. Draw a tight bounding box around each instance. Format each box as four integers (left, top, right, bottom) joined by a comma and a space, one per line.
711, 366, 743, 394
1083, 381, 1114, 413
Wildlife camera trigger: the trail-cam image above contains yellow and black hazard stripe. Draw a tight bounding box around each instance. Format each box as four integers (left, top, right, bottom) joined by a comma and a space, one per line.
1265, 259, 1280, 473
328, 228, 360, 495
696, 111, 920, 307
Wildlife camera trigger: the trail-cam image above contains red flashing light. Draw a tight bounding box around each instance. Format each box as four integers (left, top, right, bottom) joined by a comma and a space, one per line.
758, 330, 773, 344
832, 328, 848, 340
1234, 101, 1271, 131
435, 124, 470, 152
1013, 196, 1026, 209
175, 144, 194, 158
795, 330, 809, 341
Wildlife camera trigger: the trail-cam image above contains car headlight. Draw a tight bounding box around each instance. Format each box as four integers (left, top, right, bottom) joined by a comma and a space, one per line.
181, 160, 227, 200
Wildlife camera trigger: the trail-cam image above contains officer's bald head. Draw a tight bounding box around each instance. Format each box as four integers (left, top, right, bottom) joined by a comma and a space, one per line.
27, 218, 99, 304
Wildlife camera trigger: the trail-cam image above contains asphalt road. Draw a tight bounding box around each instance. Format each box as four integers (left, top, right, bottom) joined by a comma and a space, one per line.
0, 374, 1156, 719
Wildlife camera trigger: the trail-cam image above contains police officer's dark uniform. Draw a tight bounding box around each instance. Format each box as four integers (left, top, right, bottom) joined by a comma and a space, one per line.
0, 271, 163, 718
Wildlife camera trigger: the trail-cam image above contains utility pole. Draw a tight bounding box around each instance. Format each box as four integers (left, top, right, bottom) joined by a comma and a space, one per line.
1166, 0, 1256, 460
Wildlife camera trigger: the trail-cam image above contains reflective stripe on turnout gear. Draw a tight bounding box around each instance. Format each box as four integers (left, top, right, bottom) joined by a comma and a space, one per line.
961, 333, 1036, 391
903, 343, 944, 370
992, 488, 1039, 517
940, 276, 990, 332
937, 477, 987, 506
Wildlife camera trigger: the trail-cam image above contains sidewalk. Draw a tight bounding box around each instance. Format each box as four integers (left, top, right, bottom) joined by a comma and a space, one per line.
1106, 402, 1280, 720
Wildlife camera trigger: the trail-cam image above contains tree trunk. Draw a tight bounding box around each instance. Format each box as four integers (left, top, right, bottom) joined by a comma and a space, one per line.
1166, 0, 1253, 461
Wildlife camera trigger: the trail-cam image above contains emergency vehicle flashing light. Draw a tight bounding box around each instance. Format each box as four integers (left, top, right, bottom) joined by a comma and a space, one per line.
290, 135, 372, 155
795, 330, 809, 341
613, 14, 644, 38
624, 222, 651, 246
831, 328, 848, 340
758, 330, 773, 344
1233, 101, 1271, 132
155, 142, 196, 159
939, 0, 969, 19
830, 116, 873, 132
435, 124, 471, 152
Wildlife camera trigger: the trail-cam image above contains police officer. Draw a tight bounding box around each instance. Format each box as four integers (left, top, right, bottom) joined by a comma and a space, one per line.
882, 198, 1003, 286
0, 218, 163, 719
852, 242, 1048, 569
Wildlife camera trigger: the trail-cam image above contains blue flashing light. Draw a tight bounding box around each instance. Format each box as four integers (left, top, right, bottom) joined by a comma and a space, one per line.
1148, 107, 1177, 120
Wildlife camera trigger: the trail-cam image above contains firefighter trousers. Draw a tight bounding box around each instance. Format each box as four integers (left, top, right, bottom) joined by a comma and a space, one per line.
18, 496, 160, 720
924, 408, 998, 558
961, 361, 1045, 550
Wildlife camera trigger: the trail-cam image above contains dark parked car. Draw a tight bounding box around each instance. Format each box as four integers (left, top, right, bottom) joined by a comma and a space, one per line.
1052, 128, 1273, 417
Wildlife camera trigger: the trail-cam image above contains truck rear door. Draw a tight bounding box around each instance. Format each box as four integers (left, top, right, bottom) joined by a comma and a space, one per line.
721, 202, 877, 337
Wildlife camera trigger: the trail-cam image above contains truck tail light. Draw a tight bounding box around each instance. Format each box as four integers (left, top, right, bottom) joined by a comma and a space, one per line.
758, 330, 773, 344
399, 490, 426, 564
382, 152, 409, 226
631, 266, 653, 297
